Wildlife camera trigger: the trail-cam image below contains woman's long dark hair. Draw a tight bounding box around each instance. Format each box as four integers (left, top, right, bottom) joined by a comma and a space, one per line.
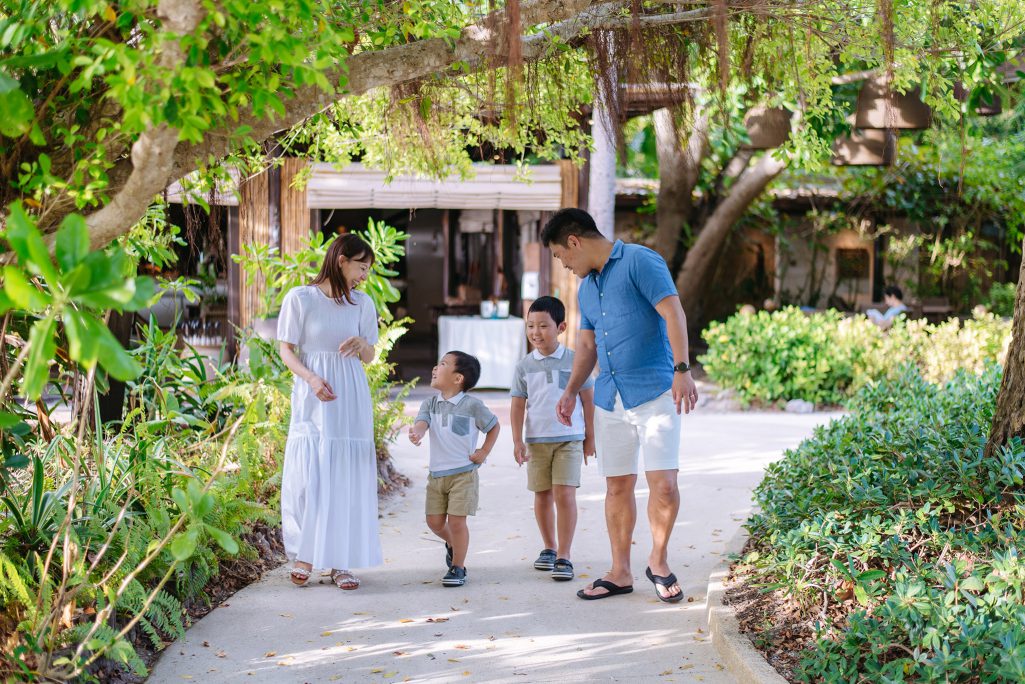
311, 233, 375, 305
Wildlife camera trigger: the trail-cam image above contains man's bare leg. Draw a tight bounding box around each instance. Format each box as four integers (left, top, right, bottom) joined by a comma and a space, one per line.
580, 474, 637, 597
645, 468, 682, 599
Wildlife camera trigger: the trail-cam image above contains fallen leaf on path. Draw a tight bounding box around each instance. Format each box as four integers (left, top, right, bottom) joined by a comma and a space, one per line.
353, 612, 368, 615
279, 613, 293, 618
448, 658, 460, 663
462, 671, 472, 676
399, 618, 414, 623
393, 651, 408, 656
371, 667, 383, 673
277, 660, 292, 666
449, 606, 460, 611
679, 665, 694, 670
347, 646, 358, 651
578, 573, 590, 578
660, 670, 673, 676
264, 651, 276, 658
215, 650, 227, 658
433, 633, 444, 637
201, 641, 210, 648
383, 672, 397, 677
221, 603, 230, 607
322, 631, 333, 636
455, 644, 470, 650
427, 617, 449, 623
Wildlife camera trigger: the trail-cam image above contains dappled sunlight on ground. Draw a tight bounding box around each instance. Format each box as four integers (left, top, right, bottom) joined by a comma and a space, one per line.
149, 405, 834, 683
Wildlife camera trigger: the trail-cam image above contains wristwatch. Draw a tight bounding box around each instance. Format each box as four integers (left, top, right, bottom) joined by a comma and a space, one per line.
674, 361, 691, 374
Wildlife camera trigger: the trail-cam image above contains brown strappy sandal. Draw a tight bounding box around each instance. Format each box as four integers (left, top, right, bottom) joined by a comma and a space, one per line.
330, 569, 360, 590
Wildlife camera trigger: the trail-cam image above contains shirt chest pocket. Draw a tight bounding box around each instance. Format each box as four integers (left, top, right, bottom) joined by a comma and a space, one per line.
558, 370, 571, 390
451, 415, 471, 436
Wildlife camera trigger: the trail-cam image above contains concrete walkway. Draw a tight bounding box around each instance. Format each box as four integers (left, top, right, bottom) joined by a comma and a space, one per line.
150, 397, 839, 683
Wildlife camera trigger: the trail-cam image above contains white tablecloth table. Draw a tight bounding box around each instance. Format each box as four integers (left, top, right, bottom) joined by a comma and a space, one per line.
437, 316, 526, 389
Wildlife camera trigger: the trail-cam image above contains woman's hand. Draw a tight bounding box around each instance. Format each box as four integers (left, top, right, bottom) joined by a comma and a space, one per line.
338, 336, 370, 359
307, 375, 337, 402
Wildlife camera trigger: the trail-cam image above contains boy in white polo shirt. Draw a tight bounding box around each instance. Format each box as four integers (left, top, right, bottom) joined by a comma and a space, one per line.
510, 297, 595, 582
409, 351, 500, 587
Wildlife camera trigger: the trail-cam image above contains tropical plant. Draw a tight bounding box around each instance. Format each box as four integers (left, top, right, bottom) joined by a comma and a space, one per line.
700, 307, 1011, 405
737, 364, 1025, 682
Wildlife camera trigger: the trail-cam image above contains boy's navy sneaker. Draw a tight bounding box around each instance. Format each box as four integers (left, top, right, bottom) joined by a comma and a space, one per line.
442, 566, 467, 587
445, 543, 453, 568
533, 549, 557, 571
552, 558, 574, 581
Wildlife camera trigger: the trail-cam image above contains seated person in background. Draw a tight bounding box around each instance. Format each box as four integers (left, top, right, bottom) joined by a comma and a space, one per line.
866, 285, 908, 330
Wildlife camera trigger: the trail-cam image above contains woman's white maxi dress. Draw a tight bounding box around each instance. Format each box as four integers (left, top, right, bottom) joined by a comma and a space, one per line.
277, 285, 382, 570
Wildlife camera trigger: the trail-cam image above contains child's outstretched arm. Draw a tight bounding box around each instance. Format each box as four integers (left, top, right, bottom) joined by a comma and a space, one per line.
470, 422, 500, 464
510, 397, 527, 466
580, 387, 596, 464
408, 420, 429, 446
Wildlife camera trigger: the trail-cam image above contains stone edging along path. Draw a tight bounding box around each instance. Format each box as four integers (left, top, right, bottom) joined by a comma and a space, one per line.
705, 526, 789, 684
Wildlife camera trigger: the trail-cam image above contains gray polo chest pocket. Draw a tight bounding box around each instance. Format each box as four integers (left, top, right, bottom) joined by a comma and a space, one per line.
451, 415, 471, 436
558, 370, 571, 389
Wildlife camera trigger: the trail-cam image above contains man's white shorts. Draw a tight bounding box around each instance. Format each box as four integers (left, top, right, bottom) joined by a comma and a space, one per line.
595, 390, 681, 477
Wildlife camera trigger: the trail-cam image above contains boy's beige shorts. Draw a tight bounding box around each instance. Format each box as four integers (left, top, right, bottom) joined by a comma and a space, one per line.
425, 469, 479, 516
527, 441, 583, 491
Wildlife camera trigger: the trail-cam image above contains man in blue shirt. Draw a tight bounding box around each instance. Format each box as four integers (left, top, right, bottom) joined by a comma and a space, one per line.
543, 208, 698, 602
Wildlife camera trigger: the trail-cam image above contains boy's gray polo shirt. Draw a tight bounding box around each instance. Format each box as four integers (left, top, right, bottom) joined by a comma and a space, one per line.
510, 344, 594, 443
416, 392, 498, 477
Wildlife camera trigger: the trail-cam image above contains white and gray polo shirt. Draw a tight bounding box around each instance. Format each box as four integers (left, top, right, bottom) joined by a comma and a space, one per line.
510, 345, 594, 443
416, 392, 499, 477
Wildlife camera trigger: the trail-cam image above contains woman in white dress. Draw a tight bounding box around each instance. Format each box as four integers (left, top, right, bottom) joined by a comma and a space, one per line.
277, 234, 381, 589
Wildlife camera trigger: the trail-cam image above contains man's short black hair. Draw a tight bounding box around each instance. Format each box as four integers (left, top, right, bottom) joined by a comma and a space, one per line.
883, 285, 904, 300
446, 350, 481, 391
540, 208, 603, 247
527, 296, 566, 326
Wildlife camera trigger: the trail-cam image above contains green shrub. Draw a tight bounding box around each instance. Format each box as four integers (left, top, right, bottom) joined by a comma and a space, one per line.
741, 364, 1025, 682
699, 308, 1011, 405
985, 282, 1018, 318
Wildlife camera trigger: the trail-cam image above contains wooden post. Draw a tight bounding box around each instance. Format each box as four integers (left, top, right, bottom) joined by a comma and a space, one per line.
280, 158, 310, 255
238, 170, 271, 329
554, 161, 583, 349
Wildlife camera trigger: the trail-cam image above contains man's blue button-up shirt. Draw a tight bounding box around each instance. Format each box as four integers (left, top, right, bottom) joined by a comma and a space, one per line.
578, 240, 678, 411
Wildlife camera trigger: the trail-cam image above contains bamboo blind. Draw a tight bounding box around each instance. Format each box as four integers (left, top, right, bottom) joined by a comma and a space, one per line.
238, 170, 270, 329
279, 158, 311, 255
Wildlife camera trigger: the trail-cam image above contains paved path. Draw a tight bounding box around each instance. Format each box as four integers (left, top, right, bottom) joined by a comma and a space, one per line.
150, 398, 839, 683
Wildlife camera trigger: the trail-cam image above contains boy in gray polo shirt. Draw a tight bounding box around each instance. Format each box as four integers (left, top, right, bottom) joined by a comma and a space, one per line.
510, 297, 595, 581
409, 351, 500, 587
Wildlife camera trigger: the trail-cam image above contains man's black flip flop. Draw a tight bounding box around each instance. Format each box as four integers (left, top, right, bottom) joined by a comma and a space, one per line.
645, 567, 684, 603
576, 578, 634, 600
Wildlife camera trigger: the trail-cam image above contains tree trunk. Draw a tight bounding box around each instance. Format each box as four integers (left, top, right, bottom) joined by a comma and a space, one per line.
675, 151, 786, 330
985, 243, 1025, 457
652, 109, 707, 266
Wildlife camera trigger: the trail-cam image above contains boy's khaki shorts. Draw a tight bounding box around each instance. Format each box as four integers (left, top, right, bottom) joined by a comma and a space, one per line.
425, 469, 479, 516
527, 441, 583, 492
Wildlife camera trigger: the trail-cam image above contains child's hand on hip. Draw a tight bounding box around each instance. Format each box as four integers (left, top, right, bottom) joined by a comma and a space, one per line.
513, 442, 528, 466
469, 448, 488, 465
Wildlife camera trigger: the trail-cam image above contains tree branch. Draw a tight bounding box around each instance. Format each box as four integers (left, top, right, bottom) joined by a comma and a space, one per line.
87, 0, 735, 249
82, 0, 203, 249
